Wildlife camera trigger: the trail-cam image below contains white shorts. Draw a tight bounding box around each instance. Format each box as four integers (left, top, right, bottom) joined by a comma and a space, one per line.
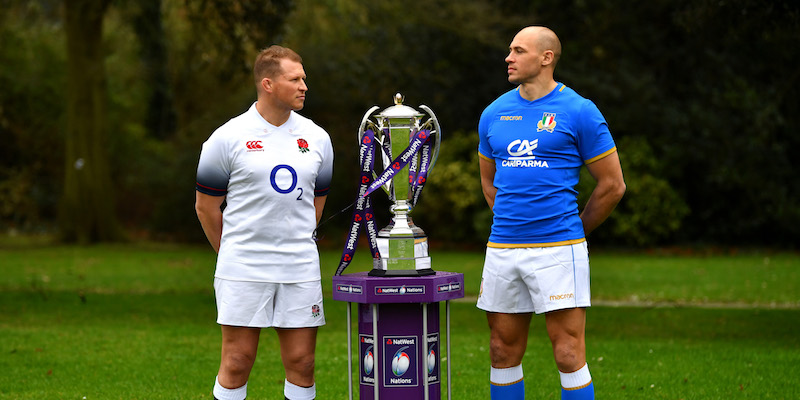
476, 242, 590, 314
214, 278, 326, 328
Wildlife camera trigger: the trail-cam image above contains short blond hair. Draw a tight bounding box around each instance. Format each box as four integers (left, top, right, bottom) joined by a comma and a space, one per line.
253, 45, 303, 86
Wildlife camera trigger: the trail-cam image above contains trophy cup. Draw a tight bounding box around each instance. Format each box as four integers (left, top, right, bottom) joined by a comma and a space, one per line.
359, 93, 441, 277
333, 94, 462, 400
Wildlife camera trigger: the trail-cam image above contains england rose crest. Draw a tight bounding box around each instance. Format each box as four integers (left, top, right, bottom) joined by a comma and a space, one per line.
297, 138, 310, 153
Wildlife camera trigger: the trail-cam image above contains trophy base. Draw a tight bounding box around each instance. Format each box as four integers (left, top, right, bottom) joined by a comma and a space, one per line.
368, 268, 436, 277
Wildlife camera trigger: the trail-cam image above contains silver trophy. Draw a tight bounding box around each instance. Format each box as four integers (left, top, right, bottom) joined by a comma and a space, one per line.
359, 93, 441, 277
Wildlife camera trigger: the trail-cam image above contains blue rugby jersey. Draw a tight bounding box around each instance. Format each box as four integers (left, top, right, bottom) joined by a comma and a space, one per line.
478, 84, 616, 247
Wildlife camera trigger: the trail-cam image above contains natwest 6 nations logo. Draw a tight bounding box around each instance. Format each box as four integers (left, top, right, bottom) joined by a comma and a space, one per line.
504, 138, 549, 168
359, 335, 375, 385
383, 336, 418, 387
375, 285, 425, 295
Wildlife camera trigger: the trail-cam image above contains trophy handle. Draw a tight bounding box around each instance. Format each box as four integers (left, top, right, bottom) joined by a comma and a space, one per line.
419, 105, 442, 172
357, 106, 381, 144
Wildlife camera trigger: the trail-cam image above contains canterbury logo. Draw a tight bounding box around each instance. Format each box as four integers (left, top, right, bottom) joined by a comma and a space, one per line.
246, 140, 263, 150
549, 293, 575, 301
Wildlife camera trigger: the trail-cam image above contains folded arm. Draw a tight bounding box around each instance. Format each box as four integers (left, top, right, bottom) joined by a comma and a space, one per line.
580, 151, 626, 236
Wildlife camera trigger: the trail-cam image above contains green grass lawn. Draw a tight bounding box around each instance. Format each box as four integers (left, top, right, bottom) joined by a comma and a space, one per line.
1, 243, 798, 399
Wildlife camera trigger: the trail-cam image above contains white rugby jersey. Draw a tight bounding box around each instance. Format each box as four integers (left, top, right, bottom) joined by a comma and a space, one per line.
196, 103, 334, 283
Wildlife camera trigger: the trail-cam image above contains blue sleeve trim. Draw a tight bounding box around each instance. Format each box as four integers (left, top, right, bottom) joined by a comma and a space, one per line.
195, 183, 227, 196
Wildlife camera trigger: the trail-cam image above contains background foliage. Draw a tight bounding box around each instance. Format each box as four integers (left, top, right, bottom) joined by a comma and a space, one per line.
1, 0, 798, 248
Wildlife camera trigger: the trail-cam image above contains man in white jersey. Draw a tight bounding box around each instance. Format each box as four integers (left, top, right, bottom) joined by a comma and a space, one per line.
477, 27, 625, 399
195, 45, 333, 400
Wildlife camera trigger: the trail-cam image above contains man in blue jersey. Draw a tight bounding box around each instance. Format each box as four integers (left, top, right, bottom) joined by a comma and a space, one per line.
477, 26, 626, 399
196, 46, 333, 400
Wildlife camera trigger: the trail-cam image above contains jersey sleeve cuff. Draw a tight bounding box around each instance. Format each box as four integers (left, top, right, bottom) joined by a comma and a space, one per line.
196, 183, 227, 196
584, 147, 617, 165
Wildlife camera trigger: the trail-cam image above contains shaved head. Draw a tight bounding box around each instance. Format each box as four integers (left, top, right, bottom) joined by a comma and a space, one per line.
515, 26, 562, 67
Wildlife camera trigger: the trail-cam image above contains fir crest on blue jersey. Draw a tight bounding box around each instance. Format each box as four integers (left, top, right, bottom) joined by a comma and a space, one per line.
537, 112, 557, 132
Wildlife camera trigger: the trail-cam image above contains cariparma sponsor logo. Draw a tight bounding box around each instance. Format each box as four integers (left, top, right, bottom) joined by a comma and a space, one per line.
504, 138, 549, 168
507, 138, 537, 157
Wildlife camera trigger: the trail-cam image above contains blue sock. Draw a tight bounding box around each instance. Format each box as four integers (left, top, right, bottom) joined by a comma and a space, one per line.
490, 365, 524, 399
561, 381, 594, 399
560, 363, 594, 400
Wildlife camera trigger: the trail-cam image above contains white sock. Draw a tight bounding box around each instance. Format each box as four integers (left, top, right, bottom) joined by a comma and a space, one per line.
284, 379, 315, 400
213, 376, 247, 400
559, 363, 592, 389
490, 364, 524, 385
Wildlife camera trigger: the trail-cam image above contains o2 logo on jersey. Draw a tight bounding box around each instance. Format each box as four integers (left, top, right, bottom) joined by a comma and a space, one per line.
269, 164, 304, 200
391, 347, 411, 376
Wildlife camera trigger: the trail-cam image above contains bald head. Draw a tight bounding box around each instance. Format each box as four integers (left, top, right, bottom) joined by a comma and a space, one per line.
515, 26, 562, 68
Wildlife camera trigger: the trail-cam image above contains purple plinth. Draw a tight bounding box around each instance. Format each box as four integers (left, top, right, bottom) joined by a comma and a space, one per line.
333, 271, 465, 400
333, 271, 465, 304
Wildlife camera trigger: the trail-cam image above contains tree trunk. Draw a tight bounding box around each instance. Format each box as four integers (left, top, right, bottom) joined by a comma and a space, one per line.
59, 0, 121, 243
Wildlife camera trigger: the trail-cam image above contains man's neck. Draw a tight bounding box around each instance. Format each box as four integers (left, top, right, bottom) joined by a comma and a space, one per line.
517, 78, 558, 102
255, 100, 291, 127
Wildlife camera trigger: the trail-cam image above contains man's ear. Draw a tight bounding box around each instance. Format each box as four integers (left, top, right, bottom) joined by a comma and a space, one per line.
261, 77, 272, 93
542, 50, 555, 66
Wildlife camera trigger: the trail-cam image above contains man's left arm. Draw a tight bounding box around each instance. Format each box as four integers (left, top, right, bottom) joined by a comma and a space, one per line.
580, 151, 626, 236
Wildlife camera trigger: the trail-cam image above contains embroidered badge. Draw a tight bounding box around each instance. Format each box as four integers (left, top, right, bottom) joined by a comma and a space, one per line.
537, 112, 557, 133
297, 138, 310, 153
311, 304, 320, 317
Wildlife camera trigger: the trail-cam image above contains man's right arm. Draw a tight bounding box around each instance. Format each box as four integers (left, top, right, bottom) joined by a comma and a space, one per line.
195, 191, 226, 253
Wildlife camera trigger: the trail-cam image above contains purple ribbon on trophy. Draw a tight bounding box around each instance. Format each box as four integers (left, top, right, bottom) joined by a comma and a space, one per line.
362, 128, 432, 200
335, 128, 434, 276
336, 129, 381, 276
336, 94, 441, 277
